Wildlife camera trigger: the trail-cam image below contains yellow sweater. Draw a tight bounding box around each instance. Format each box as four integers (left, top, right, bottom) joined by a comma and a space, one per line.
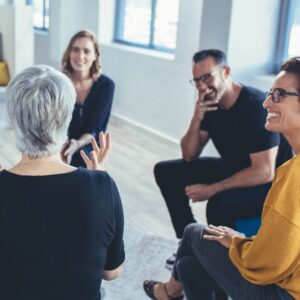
229, 155, 300, 300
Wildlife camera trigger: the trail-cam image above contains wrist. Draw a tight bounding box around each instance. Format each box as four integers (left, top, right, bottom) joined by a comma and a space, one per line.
71, 139, 81, 150
191, 116, 202, 126
211, 182, 223, 195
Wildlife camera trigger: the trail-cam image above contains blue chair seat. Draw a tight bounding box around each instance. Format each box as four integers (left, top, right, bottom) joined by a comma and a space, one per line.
235, 217, 261, 237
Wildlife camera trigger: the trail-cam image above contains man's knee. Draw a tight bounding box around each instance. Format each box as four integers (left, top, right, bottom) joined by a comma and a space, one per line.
153, 159, 183, 186
153, 161, 166, 185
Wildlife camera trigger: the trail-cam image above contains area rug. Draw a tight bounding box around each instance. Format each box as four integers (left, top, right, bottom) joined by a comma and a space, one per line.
102, 224, 178, 299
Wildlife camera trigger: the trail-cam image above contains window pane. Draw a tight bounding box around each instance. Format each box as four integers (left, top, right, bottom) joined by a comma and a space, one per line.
153, 0, 180, 49
122, 0, 152, 45
33, 0, 44, 28
287, 2, 300, 57
44, 0, 50, 29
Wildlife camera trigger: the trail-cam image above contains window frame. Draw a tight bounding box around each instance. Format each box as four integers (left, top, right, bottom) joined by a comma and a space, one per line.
114, 0, 178, 53
273, 0, 298, 72
26, 0, 49, 32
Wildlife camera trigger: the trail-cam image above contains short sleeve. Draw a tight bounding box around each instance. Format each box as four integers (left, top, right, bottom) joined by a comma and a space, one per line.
104, 176, 125, 270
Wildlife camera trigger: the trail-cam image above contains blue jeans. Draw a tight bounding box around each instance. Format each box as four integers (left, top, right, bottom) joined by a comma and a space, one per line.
172, 223, 294, 300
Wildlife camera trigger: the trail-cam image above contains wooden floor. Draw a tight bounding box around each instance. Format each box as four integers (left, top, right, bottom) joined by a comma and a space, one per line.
106, 116, 207, 238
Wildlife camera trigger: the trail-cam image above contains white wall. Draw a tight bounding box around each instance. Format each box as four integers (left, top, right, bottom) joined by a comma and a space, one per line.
34, 32, 49, 65
199, 0, 233, 52
0, 4, 34, 76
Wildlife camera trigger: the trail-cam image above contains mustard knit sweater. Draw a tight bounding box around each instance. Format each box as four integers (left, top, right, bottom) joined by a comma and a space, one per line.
229, 155, 300, 300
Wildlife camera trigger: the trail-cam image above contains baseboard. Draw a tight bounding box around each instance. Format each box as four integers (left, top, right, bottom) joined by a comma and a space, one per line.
111, 113, 180, 147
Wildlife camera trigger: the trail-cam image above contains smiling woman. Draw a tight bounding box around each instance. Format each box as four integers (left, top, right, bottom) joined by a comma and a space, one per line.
264, 60, 300, 138
61, 30, 115, 167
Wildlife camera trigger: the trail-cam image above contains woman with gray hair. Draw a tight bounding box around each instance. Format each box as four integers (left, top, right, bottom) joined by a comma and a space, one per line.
0, 65, 124, 300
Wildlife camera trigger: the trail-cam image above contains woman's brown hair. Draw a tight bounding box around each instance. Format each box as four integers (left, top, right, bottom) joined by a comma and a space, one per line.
61, 30, 101, 80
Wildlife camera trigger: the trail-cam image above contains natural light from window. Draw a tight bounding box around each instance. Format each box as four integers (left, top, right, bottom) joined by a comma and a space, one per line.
28, 0, 49, 31
119, 0, 180, 52
287, 1, 300, 57
288, 26, 300, 56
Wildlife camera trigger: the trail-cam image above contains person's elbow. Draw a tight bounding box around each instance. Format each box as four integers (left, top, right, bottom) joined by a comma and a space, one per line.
103, 264, 124, 281
180, 141, 198, 161
258, 164, 275, 183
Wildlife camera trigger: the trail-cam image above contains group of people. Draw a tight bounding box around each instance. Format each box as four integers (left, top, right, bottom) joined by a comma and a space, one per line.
143, 51, 300, 300
0, 28, 300, 300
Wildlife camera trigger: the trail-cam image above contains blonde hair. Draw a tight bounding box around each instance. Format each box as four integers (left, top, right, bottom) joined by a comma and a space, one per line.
61, 30, 101, 80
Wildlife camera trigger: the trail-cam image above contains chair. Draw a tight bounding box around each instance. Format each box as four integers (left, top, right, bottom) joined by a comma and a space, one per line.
235, 217, 261, 237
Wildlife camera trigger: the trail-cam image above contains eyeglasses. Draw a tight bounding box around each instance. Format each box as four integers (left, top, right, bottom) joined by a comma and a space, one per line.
265, 88, 300, 103
189, 66, 223, 87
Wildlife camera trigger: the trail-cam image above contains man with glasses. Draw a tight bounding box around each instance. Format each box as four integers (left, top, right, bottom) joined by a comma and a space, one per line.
154, 50, 292, 284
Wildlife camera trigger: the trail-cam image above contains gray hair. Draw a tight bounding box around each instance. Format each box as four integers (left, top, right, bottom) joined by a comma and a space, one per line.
6, 65, 76, 158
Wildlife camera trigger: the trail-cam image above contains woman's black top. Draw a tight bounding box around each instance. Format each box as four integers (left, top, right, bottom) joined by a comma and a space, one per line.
0, 168, 125, 300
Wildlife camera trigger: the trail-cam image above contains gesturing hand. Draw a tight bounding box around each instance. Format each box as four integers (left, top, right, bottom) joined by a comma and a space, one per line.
203, 225, 245, 248
80, 131, 111, 171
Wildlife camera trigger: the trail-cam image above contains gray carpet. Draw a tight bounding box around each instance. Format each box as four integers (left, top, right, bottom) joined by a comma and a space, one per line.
102, 223, 178, 300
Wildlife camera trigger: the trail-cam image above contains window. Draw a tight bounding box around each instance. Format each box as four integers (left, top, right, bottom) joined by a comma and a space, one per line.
26, 0, 49, 31
274, 0, 300, 71
115, 0, 180, 52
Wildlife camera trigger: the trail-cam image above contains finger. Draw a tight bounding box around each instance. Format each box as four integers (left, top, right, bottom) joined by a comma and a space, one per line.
105, 132, 111, 150
198, 88, 212, 101
91, 137, 100, 153
90, 150, 98, 167
64, 147, 71, 156
204, 226, 217, 234
219, 226, 230, 230
80, 150, 90, 166
208, 224, 220, 229
98, 132, 106, 152
203, 234, 224, 241
205, 106, 218, 111
67, 154, 72, 165
203, 100, 219, 106
206, 225, 224, 234
101, 132, 111, 161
